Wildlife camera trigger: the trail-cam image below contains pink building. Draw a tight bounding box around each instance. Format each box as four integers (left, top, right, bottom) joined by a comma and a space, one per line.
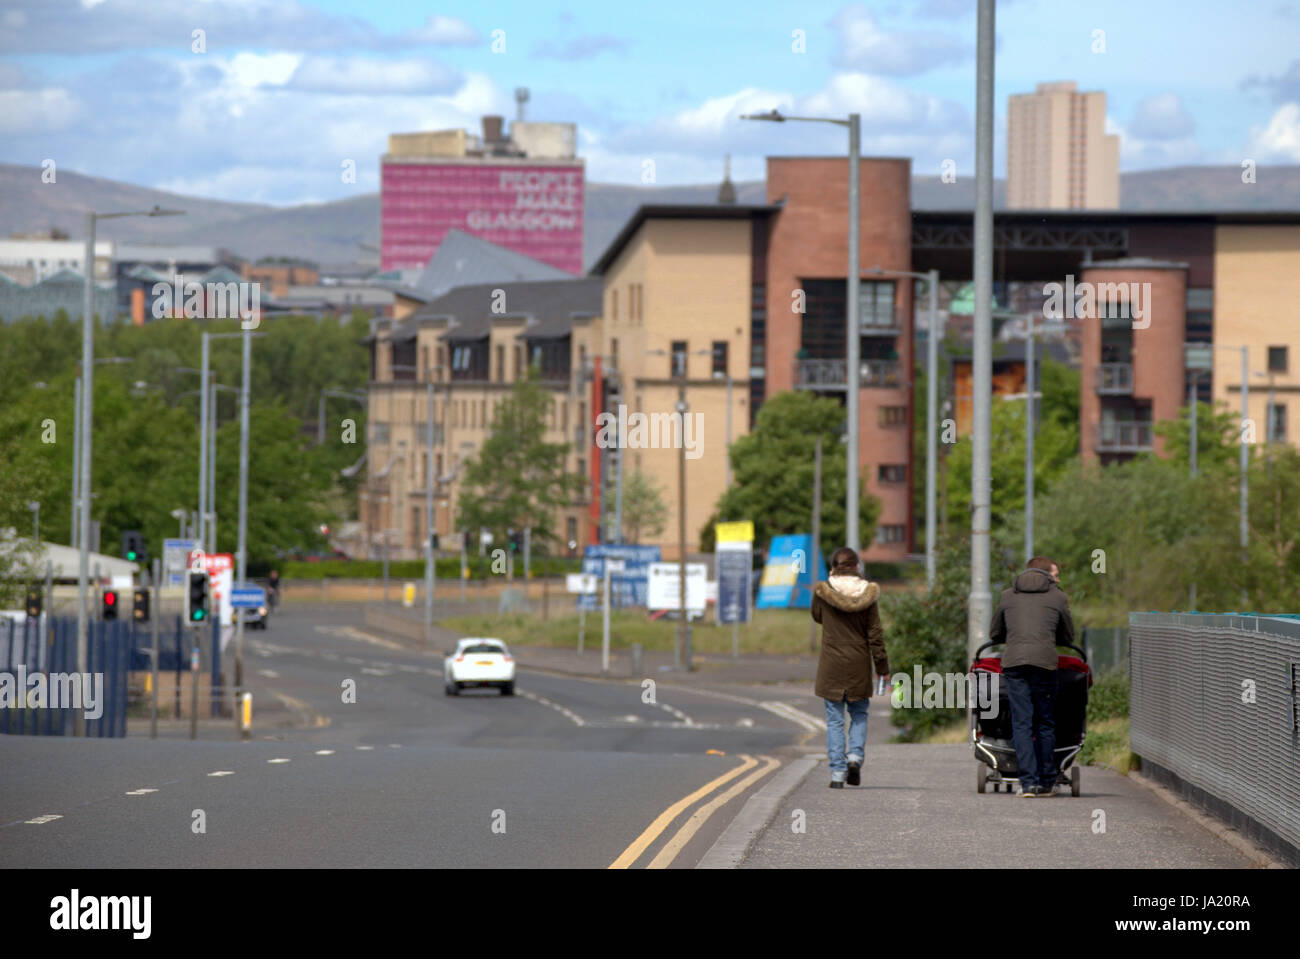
380, 116, 584, 275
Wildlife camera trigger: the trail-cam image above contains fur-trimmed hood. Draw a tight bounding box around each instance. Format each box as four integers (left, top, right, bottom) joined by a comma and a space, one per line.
814, 577, 880, 612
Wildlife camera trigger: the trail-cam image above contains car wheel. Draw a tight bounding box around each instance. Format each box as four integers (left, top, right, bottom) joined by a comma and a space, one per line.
501, 682, 514, 696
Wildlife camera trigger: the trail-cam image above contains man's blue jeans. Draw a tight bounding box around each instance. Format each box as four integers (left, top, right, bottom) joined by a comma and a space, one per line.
1003, 665, 1058, 790
824, 694, 870, 781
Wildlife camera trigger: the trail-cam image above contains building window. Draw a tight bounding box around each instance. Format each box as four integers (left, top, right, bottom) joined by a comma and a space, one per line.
566, 516, 577, 547
671, 341, 687, 378
859, 280, 896, 330
878, 464, 907, 484
879, 405, 907, 427
876, 524, 906, 544
1268, 346, 1288, 374
611, 289, 618, 321
1269, 402, 1288, 443
611, 337, 619, 370
515, 344, 523, 379
712, 341, 728, 377
496, 344, 505, 382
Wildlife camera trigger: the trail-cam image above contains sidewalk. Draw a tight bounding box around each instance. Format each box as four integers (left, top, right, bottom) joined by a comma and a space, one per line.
723, 698, 1264, 869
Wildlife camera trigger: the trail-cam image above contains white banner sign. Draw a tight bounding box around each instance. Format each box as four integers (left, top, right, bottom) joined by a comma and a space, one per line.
647, 562, 708, 612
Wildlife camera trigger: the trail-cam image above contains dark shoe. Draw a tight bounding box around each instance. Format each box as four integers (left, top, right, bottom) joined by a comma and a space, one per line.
829, 780, 844, 789
1036, 785, 1058, 797
846, 761, 861, 786
1018, 783, 1036, 797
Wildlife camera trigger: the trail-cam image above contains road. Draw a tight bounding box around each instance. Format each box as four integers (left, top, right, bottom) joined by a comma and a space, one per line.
0, 604, 825, 868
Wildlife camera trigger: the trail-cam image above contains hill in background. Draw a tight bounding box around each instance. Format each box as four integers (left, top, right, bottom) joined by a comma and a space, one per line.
3, 163, 1298, 272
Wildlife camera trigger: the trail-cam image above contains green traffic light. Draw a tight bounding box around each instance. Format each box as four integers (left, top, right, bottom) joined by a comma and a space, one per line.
127, 551, 138, 561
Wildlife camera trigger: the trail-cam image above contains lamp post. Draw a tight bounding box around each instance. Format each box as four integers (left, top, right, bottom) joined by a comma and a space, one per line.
870, 266, 940, 588
78, 205, 183, 739
391, 364, 435, 643
741, 107, 862, 553
28, 501, 39, 543
968, 0, 996, 663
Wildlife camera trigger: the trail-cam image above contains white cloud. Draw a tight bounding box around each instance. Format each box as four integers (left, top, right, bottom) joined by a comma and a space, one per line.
403, 14, 479, 46
0, 88, 81, 133
830, 4, 966, 77
1128, 92, 1196, 140
1247, 102, 1300, 160
288, 57, 461, 95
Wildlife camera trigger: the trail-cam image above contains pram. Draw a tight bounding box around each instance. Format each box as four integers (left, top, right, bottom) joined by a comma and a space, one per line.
969, 640, 1092, 796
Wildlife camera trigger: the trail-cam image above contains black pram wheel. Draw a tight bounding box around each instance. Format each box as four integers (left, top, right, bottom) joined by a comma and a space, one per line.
977, 764, 987, 793
1071, 766, 1081, 797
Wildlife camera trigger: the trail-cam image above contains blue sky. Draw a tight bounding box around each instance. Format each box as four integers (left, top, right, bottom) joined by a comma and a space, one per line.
2, 0, 1298, 206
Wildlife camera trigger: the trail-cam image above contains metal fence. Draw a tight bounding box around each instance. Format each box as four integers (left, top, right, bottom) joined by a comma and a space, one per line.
1081, 626, 1129, 673
1130, 612, 1300, 865
1, 614, 224, 737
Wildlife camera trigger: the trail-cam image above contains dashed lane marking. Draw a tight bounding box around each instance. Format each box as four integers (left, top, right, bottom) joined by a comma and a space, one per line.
267, 758, 291, 764
314, 750, 335, 756
517, 688, 586, 727
208, 771, 235, 777
124, 788, 158, 796
356, 745, 375, 751
25, 815, 62, 825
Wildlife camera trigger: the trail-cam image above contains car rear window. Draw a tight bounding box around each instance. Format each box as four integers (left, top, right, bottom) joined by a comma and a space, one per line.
463, 643, 504, 654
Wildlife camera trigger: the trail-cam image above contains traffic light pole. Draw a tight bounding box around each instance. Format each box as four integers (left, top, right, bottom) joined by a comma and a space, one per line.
150, 558, 159, 740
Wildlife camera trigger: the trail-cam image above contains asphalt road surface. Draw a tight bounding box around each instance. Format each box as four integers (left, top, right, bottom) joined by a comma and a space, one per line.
1, 604, 825, 868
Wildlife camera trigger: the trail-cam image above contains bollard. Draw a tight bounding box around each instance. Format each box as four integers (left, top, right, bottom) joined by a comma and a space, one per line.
630, 642, 643, 678
240, 692, 252, 741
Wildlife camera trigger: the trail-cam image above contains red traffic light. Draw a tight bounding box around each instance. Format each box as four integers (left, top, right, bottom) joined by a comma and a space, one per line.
104, 591, 116, 606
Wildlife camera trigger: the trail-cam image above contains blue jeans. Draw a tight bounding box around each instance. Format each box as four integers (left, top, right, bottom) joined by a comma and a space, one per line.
824, 695, 870, 780
1003, 665, 1058, 790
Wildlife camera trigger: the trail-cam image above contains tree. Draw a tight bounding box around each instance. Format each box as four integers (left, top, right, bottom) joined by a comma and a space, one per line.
701, 391, 880, 559
615, 471, 668, 544
455, 369, 582, 549
944, 395, 1078, 534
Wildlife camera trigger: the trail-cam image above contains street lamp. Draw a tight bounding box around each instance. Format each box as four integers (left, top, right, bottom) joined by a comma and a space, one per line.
741, 107, 863, 554
391, 363, 437, 645
870, 265, 941, 588
71, 356, 130, 551
28, 501, 39, 543
77, 206, 183, 737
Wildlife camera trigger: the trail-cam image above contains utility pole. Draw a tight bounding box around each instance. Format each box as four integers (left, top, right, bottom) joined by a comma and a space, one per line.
925, 269, 939, 588
677, 381, 691, 671
150, 558, 160, 739
233, 317, 252, 715
808, 435, 822, 654
425, 376, 435, 647
846, 112, 862, 555
199, 333, 210, 550
968, 0, 996, 662
1025, 312, 1036, 562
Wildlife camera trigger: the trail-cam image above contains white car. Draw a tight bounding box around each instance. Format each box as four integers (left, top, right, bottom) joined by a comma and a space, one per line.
444, 638, 515, 696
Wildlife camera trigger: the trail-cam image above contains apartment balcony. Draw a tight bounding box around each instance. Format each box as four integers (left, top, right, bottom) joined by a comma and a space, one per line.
794, 358, 902, 391
1095, 363, 1134, 395
1095, 421, 1153, 453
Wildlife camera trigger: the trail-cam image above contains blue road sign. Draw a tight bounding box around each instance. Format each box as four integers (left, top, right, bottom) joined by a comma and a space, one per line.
717, 548, 752, 624
230, 585, 266, 609
579, 544, 661, 609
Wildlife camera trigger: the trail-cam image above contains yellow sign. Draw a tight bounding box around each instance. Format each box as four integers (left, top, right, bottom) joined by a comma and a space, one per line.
715, 521, 754, 544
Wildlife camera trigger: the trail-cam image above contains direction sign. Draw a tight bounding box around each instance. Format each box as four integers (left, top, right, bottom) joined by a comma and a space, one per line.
231, 585, 266, 610
647, 562, 708, 612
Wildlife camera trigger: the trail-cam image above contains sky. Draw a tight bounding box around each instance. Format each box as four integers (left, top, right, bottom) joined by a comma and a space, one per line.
2, 0, 1298, 206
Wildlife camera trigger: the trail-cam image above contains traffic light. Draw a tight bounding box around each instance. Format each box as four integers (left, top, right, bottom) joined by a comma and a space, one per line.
133, 587, 150, 623
122, 530, 146, 565
186, 571, 209, 624
508, 529, 522, 553
429, 532, 440, 551
101, 589, 119, 621
25, 587, 42, 619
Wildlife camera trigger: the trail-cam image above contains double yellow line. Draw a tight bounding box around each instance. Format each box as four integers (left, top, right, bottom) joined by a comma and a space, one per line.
608, 753, 780, 869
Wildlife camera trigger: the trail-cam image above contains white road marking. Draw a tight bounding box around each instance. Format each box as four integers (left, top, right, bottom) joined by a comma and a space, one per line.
207, 771, 235, 777
124, 788, 157, 796
360, 667, 391, 676
344, 657, 364, 665
267, 758, 291, 764
388, 743, 402, 748
314, 750, 335, 756
618, 714, 642, 723
398, 665, 421, 673
736, 717, 755, 727
517, 689, 586, 727
257, 669, 279, 678
26, 814, 62, 824
356, 745, 375, 751
760, 700, 826, 732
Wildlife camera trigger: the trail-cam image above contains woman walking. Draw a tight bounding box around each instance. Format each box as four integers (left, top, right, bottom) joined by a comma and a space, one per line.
812, 547, 890, 788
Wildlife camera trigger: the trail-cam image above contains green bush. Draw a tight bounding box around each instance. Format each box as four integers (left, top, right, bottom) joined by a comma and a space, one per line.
1087, 669, 1130, 722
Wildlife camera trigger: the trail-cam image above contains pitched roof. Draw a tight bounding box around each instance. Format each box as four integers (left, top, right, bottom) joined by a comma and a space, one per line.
397, 277, 602, 343
413, 229, 572, 300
